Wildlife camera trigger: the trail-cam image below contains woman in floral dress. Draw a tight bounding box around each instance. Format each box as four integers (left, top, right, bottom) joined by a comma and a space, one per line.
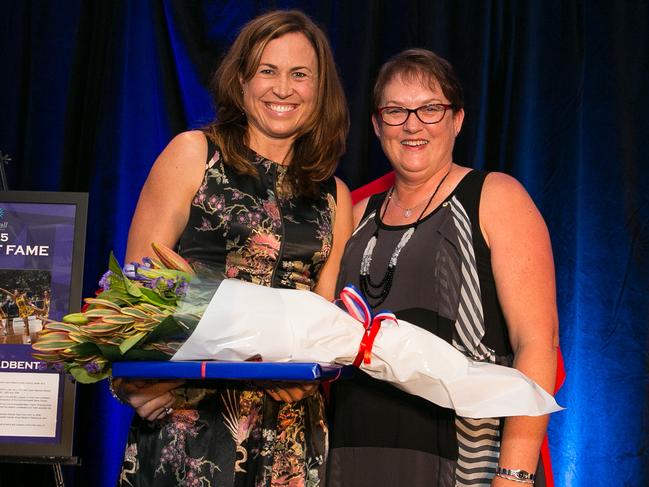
112, 10, 352, 487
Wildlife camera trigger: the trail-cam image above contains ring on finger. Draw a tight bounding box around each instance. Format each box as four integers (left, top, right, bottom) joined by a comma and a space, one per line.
163, 406, 173, 416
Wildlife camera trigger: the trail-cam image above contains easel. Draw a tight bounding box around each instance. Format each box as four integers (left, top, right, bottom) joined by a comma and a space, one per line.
0, 456, 81, 486
0, 151, 9, 191
0, 153, 81, 485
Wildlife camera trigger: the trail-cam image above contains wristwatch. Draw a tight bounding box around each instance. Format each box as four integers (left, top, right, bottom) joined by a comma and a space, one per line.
495, 467, 536, 483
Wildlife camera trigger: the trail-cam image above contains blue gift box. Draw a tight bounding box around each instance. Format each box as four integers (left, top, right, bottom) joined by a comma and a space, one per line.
111, 361, 343, 381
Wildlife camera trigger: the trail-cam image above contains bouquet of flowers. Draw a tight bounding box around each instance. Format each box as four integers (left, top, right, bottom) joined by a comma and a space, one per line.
32, 243, 205, 383
32, 244, 562, 418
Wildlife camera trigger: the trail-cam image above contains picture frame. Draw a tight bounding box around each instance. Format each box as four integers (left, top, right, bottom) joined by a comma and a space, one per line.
0, 191, 87, 461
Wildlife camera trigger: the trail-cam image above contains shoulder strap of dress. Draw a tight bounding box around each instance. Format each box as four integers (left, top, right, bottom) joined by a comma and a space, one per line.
204, 132, 218, 165
324, 176, 338, 202
452, 169, 489, 252
361, 191, 388, 219
452, 170, 487, 218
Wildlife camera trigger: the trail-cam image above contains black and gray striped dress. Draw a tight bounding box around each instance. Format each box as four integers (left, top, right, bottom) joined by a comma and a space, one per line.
328, 170, 545, 487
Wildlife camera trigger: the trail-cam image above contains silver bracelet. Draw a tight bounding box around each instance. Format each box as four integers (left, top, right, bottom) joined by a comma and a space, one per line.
495, 467, 535, 484
107, 376, 128, 405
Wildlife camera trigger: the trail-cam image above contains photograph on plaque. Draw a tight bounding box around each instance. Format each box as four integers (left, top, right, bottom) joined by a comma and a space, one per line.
0, 191, 86, 458
0, 269, 52, 341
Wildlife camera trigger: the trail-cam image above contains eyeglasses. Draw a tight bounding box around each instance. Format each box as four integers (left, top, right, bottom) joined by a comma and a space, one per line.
377, 103, 456, 126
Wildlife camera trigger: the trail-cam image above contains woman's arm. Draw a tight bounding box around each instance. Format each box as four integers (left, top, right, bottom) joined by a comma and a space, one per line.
113, 130, 207, 419
125, 130, 207, 262
480, 172, 559, 485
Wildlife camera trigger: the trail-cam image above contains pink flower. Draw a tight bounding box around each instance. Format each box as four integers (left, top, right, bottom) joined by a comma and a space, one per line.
263, 200, 281, 222
225, 266, 240, 278
250, 233, 280, 258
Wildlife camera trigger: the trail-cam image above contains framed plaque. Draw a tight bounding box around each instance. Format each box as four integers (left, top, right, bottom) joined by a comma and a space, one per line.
0, 191, 87, 460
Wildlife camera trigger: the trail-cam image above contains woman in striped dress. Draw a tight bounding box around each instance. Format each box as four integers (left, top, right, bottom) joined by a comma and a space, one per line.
327, 49, 559, 487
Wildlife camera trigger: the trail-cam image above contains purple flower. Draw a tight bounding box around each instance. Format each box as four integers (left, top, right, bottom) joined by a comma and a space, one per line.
98, 271, 113, 290
83, 361, 102, 374
124, 262, 154, 282
175, 281, 189, 297
145, 277, 163, 290
122, 264, 136, 279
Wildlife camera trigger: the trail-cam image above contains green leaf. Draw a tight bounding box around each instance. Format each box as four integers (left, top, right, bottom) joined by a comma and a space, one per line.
83, 298, 123, 311
69, 342, 102, 356
143, 315, 196, 343
95, 343, 124, 361
100, 315, 135, 325
125, 282, 142, 298
108, 252, 142, 298
108, 251, 124, 276
102, 336, 123, 346
119, 349, 172, 361
68, 365, 110, 384
32, 353, 62, 362
97, 289, 134, 306
136, 267, 192, 281
138, 287, 174, 306
83, 308, 116, 318
62, 313, 88, 325
81, 322, 124, 335
32, 332, 76, 352
42, 322, 80, 333
118, 331, 147, 354
32, 341, 74, 351
138, 302, 165, 315
120, 307, 152, 320
35, 331, 71, 341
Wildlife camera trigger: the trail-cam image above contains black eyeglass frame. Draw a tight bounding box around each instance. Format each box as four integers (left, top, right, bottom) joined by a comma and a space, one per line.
376, 103, 457, 126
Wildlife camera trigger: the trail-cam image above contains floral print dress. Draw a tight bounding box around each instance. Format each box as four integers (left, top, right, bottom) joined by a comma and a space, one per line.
119, 140, 336, 487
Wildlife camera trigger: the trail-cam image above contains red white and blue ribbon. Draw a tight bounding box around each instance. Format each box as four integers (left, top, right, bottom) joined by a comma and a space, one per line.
338, 284, 398, 367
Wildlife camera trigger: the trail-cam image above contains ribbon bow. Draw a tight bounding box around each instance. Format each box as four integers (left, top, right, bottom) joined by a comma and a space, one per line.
338, 285, 398, 368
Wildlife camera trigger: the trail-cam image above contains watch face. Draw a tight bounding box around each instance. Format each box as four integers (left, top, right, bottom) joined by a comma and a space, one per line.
497, 468, 534, 481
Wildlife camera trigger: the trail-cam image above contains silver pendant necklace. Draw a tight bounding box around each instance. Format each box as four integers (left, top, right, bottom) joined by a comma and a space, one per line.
388, 190, 438, 218
359, 169, 451, 307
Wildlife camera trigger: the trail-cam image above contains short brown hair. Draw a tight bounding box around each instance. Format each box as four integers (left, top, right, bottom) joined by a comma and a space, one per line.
373, 48, 464, 113
205, 10, 348, 197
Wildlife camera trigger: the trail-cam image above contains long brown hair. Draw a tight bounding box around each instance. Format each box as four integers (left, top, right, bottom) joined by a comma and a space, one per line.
204, 10, 348, 197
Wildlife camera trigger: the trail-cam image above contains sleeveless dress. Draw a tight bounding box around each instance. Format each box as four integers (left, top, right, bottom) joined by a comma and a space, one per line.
119, 139, 337, 487
327, 171, 544, 487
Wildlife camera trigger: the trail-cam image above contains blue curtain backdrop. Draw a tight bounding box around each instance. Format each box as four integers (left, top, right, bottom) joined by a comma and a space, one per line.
1, 1, 648, 485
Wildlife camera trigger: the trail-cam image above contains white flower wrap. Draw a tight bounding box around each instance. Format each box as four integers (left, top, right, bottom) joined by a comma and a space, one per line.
172, 279, 562, 418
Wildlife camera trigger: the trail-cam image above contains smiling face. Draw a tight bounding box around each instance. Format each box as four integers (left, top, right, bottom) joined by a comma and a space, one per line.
241, 32, 318, 159
373, 73, 464, 180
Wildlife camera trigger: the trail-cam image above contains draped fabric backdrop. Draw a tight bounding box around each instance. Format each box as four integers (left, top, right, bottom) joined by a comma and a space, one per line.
1, 1, 648, 485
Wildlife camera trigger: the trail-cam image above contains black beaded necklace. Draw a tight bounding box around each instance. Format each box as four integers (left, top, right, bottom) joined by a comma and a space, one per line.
359, 170, 451, 307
